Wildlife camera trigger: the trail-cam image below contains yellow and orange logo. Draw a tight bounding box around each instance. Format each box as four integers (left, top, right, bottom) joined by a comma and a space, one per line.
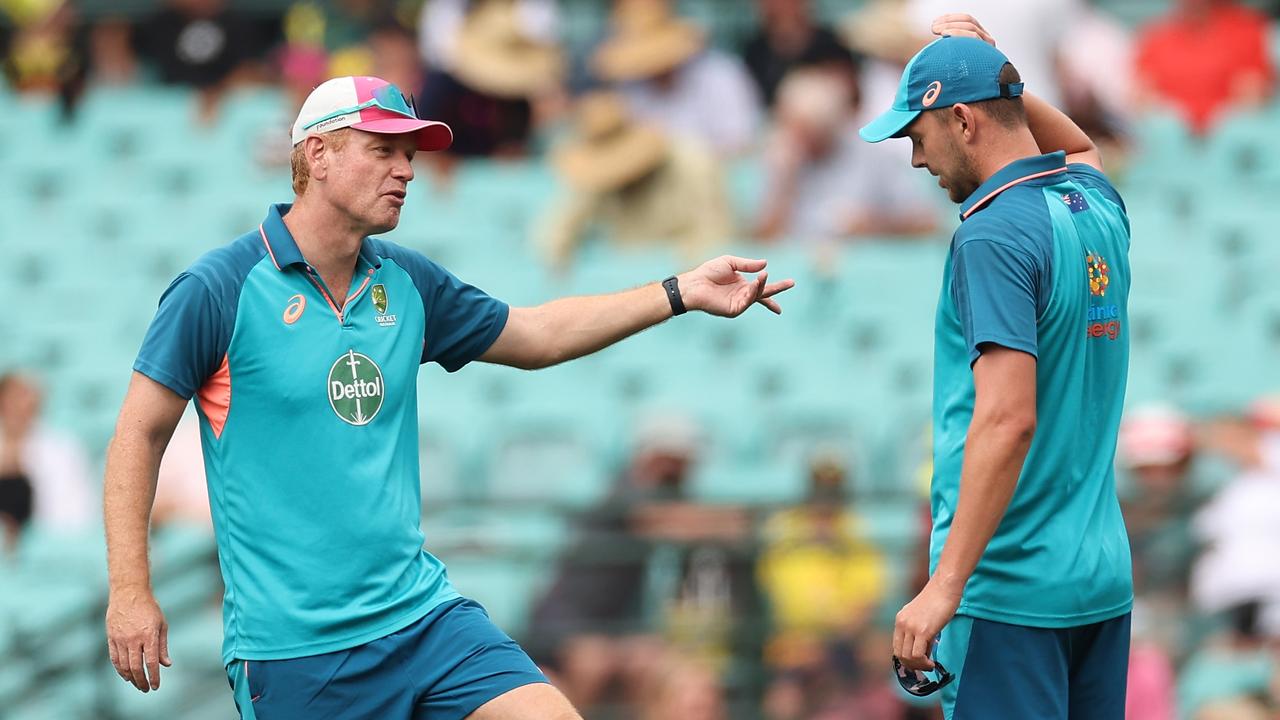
1086, 253, 1110, 297
283, 294, 306, 325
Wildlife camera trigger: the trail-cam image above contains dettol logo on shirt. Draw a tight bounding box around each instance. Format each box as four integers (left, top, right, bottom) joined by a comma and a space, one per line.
328, 350, 385, 426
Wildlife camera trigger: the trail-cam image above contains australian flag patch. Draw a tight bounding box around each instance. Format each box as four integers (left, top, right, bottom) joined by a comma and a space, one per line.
1062, 191, 1090, 213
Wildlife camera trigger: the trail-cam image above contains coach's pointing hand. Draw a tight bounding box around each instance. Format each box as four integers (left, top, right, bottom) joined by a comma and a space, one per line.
893, 578, 962, 672
107, 588, 171, 692
677, 256, 795, 317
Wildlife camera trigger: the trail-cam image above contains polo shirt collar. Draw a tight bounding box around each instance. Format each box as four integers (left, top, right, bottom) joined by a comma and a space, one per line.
959, 151, 1069, 220
258, 203, 382, 271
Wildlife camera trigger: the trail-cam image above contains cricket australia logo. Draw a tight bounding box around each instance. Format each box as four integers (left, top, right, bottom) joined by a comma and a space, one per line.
328, 350, 385, 425
371, 283, 397, 327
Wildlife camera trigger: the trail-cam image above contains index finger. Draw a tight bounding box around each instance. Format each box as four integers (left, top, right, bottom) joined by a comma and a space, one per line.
724, 256, 767, 273
910, 633, 935, 670
761, 279, 795, 298
109, 639, 128, 680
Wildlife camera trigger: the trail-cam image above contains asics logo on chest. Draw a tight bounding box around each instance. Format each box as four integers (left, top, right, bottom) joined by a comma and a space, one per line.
283, 294, 306, 325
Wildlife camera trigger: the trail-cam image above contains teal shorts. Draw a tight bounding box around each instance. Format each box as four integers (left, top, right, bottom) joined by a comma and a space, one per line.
935, 612, 1131, 720
226, 598, 548, 719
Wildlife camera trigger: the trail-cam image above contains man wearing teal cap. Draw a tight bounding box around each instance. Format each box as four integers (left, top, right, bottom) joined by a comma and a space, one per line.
864, 15, 1133, 719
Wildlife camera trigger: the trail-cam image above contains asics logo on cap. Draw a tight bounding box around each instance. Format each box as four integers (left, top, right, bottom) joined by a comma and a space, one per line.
922, 81, 943, 108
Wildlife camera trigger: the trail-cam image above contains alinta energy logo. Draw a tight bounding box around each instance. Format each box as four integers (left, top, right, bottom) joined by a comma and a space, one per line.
328, 349, 384, 425
1085, 251, 1121, 340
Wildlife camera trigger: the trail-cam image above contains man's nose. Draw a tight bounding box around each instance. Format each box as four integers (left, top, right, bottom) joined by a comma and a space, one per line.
393, 154, 415, 181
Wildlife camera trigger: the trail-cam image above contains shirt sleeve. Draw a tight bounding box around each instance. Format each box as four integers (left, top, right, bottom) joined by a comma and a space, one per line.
423, 267, 510, 372
133, 273, 229, 398
950, 239, 1040, 365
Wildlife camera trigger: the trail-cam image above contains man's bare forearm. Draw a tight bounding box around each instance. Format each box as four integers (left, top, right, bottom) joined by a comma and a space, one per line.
104, 429, 168, 593
484, 256, 790, 370
530, 282, 672, 367
1023, 92, 1100, 164
931, 412, 1035, 598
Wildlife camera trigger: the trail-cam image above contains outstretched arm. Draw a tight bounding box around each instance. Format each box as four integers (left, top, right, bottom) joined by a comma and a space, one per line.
480, 255, 795, 370
930, 13, 1104, 171
104, 372, 187, 692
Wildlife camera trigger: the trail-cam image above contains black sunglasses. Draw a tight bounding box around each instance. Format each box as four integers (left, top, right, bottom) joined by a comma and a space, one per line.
893, 654, 955, 697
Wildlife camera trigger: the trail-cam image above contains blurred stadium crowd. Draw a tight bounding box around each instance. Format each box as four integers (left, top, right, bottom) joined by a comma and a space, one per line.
2, 0, 1280, 718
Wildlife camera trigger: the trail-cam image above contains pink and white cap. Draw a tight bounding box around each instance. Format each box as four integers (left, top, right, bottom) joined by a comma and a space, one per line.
291, 76, 453, 151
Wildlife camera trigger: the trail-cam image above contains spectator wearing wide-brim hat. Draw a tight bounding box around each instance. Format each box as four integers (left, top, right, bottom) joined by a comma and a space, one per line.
590, 0, 761, 157
450, 0, 564, 100
539, 91, 730, 269
418, 0, 565, 158
838, 0, 922, 66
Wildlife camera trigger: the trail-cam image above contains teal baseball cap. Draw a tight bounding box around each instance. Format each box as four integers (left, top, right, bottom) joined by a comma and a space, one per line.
859, 35, 1024, 143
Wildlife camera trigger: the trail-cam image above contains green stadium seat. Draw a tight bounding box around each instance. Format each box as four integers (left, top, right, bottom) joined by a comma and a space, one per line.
425, 506, 570, 555
104, 663, 225, 720
484, 407, 611, 508
69, 87, 197, 163
859, 496, 923, 556
165, 606, 225, 673
726, 156, 766, 228
439, 553, 553, 640
205, 87, 293, 159
563, 246, 683, 297
1205, 108, 1280, 187
1129, 111, 1198, 164
690, 454, 808, 505
424, 507, 569, 637
0, 95, 63, 159
7, 672, 97, 720
1177, 644, 1275, 719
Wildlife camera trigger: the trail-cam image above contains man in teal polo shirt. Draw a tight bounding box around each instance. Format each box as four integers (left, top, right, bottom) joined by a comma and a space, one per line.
102, 75, 793, 720
860, 15, 1133, 720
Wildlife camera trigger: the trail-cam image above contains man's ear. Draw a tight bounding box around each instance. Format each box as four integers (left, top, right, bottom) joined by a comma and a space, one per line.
305, 135, 330, 182
951, 103, 978, 143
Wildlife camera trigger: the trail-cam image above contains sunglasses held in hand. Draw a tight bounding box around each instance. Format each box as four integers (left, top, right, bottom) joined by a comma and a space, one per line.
892, 653, 955, 697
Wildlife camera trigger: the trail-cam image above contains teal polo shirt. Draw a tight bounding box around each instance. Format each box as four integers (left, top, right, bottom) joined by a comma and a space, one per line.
931, 152, 1134, 627
134, 204, 509, 665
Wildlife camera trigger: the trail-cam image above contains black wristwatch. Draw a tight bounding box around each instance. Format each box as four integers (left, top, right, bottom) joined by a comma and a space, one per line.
662, 276, 687, 316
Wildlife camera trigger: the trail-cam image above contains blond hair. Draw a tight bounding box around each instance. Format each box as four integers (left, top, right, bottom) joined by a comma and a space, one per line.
290, 129, 350, 195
